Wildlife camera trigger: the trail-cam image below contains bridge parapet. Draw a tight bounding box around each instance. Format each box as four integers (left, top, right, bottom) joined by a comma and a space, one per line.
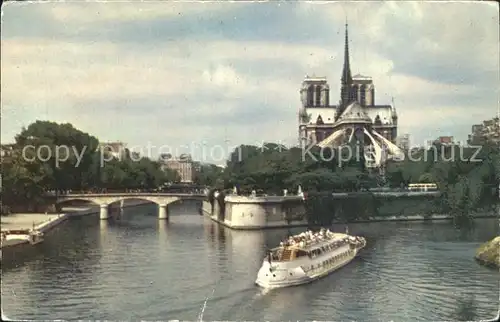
224, 195, 304, 204
57, 192, 206, 198
56, 193, 206, 204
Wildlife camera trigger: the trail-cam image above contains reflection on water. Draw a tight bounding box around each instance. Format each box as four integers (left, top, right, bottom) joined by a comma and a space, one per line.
454, 294, 478, 322
99, 219, 108, 244
1, 204, 499, 321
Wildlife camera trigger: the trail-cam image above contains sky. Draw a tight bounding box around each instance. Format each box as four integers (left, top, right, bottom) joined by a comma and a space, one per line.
1, 0, 499, 165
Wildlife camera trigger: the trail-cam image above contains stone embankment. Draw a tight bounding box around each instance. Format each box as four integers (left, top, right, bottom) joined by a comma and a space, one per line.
475, 236, 500, 268
1, 213, 66, 232
1, 200, 152, 249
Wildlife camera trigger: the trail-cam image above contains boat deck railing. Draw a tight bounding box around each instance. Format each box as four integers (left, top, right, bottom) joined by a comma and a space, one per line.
286, 238, 351, 252
2, 229, 32, 235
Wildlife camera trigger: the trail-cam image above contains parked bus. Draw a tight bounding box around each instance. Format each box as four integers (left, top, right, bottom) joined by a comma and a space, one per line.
408, 183, 438, 192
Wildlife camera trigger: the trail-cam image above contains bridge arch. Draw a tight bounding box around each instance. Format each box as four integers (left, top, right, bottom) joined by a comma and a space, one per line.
56, 198, 101, 207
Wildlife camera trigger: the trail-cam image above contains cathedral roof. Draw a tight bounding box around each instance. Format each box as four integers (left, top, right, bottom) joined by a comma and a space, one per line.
304, 104, 397, 127
364, 105, 395, 125
337, 102, 372, 123
303, 107, 336, 125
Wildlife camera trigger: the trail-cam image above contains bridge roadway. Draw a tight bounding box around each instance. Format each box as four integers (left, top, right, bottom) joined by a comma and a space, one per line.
55, 192, 208, 220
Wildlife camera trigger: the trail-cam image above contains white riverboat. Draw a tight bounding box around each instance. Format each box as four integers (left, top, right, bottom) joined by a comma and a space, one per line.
0, 229, 44, 249
255, 228, 366, 289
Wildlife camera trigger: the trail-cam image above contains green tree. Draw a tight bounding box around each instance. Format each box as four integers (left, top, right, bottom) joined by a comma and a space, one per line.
194, 163, 224, 186
2, 121, 174, 210
15, 120, 99, 192
2, 149, 52, 209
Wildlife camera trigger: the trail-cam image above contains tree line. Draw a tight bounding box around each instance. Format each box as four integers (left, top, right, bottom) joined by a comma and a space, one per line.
204, 134, 499, 220
218, 142, 373, 194
385, 142, 499, 216
1, 121, 180, 210
2, 120, 498, 220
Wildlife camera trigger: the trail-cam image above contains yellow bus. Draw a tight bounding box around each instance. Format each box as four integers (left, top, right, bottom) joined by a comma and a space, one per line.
408, 183, 438, 192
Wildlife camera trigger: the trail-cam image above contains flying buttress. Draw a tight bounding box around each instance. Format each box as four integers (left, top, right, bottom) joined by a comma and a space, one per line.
363, 128, 383, 167
317, 128, 347, 148
371, 130, 405, 159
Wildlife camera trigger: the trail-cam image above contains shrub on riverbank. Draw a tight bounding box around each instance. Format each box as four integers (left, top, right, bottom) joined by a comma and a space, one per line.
475, 237, 500, 268
305, 193, 377, 224
304, 193, 444, 223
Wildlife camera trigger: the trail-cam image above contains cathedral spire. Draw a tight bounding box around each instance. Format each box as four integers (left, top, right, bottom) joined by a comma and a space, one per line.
341, 23, 352, 85
338, 22, 354, 120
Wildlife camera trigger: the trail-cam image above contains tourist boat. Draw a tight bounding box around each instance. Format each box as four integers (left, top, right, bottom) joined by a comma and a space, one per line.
255, 228, 366, 289
0, 229, 44, 248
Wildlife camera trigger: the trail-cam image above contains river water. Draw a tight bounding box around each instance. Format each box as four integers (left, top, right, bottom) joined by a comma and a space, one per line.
1, 203, 499, 321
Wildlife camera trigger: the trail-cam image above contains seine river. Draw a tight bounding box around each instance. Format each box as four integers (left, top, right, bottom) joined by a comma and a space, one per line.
1, 203, 499, 321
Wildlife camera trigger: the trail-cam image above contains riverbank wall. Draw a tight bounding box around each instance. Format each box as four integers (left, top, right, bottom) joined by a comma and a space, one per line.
202, 196, 307, 230
203, 193, 499, 230
34, 214, 69, 233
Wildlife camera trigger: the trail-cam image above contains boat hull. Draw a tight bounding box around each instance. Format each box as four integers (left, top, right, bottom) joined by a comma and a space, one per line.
255, 261, 311, 289
1, 232, 44, 249
1, 237, 30, 249
256, 243, 364, 289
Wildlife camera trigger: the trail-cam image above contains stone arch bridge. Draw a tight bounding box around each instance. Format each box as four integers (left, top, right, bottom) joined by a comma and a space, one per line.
55, 193, 209, 220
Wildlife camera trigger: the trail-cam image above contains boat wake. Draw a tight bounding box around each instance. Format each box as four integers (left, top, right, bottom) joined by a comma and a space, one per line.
197, 287, 215, 322
252, 287, 272, 299
193, 285, 269, 321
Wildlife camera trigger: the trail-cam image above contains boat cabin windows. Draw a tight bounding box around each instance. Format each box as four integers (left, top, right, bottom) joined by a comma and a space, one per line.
308, 239, 350, 257
311, 248, 321, 257
295, 250, 308, 258
270, 248, 313, 262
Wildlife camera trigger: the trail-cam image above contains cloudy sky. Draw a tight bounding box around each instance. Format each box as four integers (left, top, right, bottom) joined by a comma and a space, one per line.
1, 1, 498, 164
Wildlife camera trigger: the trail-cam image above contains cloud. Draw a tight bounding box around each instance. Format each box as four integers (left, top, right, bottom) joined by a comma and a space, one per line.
47, 1, 223, 23
1, 1, 498, 164
1, 35, 303, 161
310, 1, 499, 86
2, 37, 326, 104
